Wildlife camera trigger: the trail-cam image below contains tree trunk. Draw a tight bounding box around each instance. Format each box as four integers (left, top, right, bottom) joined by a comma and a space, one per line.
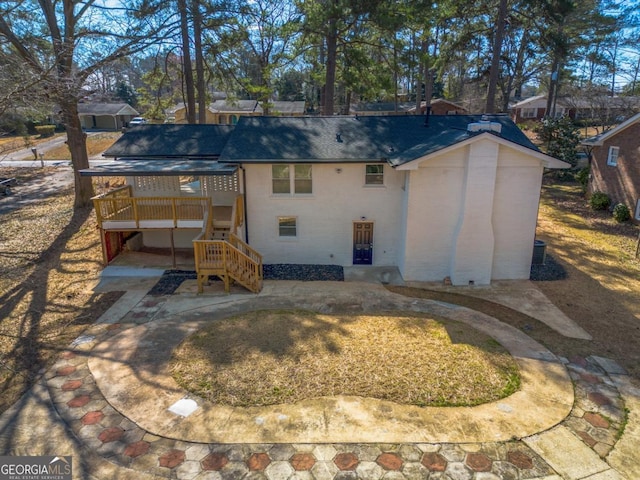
423, 40, 433, 109
546, 55, 560, 117
178, 0, 196, 123
61, 99, 94, 207
324, 16, 337, 115
485, 0, 508, 113
414, 33, 421, 113
192, 0, 206, 124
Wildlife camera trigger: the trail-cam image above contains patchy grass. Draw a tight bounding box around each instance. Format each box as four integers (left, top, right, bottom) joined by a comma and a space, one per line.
392, 179, 640, 381
0, 133, 66, 157
170, 310, 520, 408
40, 132, 121, 160
0, 168, 122, 414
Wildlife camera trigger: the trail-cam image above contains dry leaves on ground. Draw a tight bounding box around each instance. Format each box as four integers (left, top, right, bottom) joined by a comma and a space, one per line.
0, 167, 122, 413
170, 309, 519, 407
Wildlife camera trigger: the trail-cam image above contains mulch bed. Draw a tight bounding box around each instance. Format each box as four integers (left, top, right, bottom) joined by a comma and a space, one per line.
148, 264, 344, 295
530, 254, 568, 281
148, 258, 561, 296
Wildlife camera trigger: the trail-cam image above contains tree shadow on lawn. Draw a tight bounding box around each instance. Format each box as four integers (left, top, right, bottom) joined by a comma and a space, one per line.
388, 260, 640, 383
0, 205, 121, 440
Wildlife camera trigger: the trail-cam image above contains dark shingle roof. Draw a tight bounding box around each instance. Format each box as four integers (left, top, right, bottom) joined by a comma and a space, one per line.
218, 115, 540, 165
103, 124, 235, 159
77, 103, 139, 116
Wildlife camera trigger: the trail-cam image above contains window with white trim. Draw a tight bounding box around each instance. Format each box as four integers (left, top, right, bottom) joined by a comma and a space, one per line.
365, 164, 384, 185
272, 164, 312, 194
607, 146, 620, 166
278, 216, 297, 237
521, 108, 537, 118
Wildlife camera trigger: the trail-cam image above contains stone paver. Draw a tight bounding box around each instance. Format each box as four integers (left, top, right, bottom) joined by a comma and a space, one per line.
1, 280, 637, 480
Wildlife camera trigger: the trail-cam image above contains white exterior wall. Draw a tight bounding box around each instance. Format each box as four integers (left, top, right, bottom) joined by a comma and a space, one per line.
400, 141, 544, 284
243, 163, 405, 266
491, 147, 544, 279
400, 149, 467, 282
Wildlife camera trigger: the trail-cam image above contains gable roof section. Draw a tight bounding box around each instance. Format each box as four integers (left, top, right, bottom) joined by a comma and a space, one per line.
77, 103, 139, 116
581, 111, 640, 146
256, 101, 306, 115
103, 124, 235, 159
218, 114, 549, 166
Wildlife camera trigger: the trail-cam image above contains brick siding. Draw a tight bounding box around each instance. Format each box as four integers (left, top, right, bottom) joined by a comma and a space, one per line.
588, 123, 640, 222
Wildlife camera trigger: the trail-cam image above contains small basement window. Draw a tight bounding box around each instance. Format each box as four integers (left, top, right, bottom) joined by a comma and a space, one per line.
278, 216, 297, 237
607, 146, 620, 166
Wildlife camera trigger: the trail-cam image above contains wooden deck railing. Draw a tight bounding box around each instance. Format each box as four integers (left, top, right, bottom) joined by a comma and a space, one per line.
92, 193, 211, 229
193, 233, 263, 294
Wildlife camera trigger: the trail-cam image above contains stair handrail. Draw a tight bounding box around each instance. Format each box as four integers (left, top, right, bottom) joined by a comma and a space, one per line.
193, 233, 263, 293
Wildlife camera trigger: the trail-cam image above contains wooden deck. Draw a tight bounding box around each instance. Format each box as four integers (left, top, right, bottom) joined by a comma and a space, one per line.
92, 188, 260, 292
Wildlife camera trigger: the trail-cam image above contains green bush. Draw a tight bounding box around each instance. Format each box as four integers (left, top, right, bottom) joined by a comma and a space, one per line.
35, 125, 55, 137
590, 191, 611, 210
575, 167, 590, 192
612, 203, 631, 222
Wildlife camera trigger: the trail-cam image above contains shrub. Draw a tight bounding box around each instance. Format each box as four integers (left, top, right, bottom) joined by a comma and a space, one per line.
575, 167, 590, 192
590, 191, 611, 210
35, 125, 55, 137
612, 203, 631, 222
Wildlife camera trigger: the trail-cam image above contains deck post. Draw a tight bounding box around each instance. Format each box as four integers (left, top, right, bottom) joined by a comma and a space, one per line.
170, 229, 176, 269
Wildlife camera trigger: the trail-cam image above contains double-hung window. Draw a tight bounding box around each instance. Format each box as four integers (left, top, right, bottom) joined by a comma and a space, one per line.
365, 164, 384, 185
272, 164, 312, 194
607, 146, 619, 166
278, 216, 297, 237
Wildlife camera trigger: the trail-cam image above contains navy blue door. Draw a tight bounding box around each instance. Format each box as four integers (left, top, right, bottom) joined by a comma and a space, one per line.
353, 222, 373, 265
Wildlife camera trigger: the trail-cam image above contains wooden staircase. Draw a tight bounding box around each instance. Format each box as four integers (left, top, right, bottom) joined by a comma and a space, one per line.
193, 233, 263, 294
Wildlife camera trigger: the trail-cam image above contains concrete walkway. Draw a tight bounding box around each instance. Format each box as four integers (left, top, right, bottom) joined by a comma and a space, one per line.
0, 274, 638, 480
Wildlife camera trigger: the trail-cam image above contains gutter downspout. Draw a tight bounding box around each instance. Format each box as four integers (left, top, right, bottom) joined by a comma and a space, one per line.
240, 165, 249, 243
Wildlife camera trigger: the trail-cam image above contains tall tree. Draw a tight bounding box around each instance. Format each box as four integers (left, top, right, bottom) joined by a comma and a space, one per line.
178, 0, 197, 123
297, 0, 380, 115
192, 0, 207, 123
0, 0, 174, 207
485, 0, 508, 113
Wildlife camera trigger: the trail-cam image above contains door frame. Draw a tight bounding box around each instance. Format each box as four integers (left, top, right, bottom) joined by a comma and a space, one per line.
352, 220, 374, 265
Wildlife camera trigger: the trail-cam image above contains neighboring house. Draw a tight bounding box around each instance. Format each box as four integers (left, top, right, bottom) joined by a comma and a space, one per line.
510, 95, 569, 123
256, 101, 306, 117
511, 94, 640, 124
77, 103, 140, 130
408, 99, 469, 115
582, 112, 640, 222
350, 99, 468, 116
566, 96, 640, 122
350, 102, 416, 115
168, 100, 306, 125
82, 114, 567, 287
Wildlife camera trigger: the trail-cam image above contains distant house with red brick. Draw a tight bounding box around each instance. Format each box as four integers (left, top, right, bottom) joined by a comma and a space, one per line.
510, 95, 570, 123
582, 112, 640, 222
351, 99, 468, 116
409, 99, 469, 115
